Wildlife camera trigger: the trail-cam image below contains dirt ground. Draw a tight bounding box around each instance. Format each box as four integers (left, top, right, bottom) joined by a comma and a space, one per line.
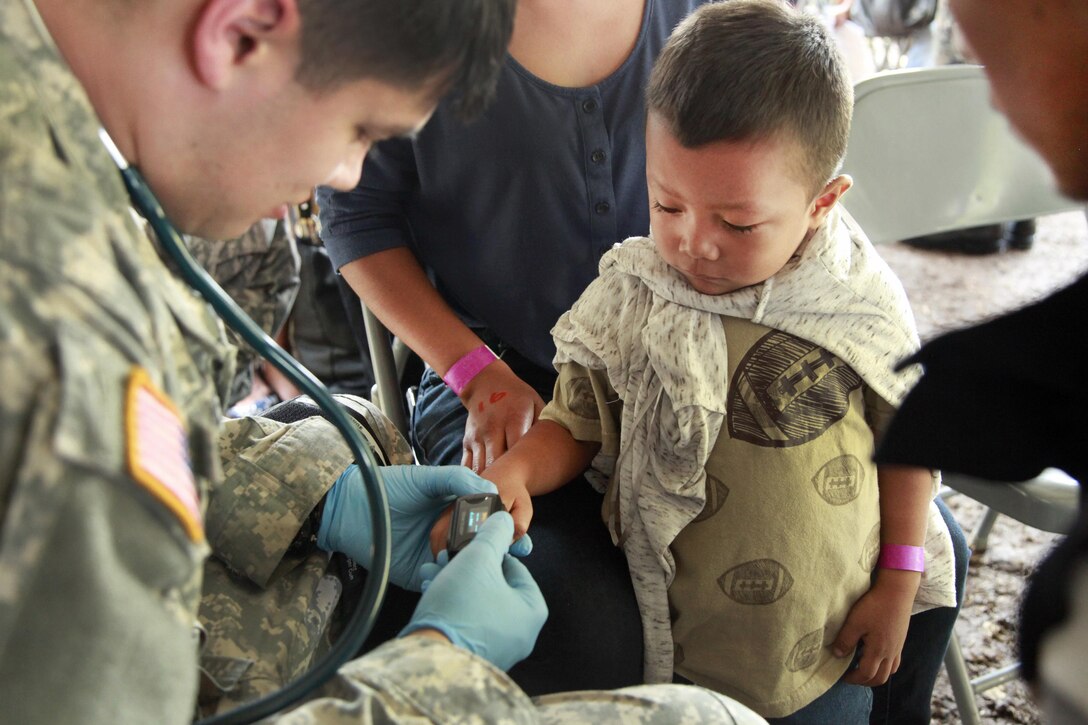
875, 210, 1088, 724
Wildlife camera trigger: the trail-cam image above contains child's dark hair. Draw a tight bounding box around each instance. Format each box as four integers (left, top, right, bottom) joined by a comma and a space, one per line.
647, 0, 852, 195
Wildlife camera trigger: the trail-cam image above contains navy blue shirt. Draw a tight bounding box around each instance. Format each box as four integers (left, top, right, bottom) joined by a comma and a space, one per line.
319, 0, 705, 369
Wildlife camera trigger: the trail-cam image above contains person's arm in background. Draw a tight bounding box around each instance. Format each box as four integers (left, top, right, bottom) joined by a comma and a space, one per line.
186, 219, 301, 409
318, 139, 544, 475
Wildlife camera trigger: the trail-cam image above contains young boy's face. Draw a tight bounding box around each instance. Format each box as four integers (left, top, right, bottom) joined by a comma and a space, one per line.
645, 112, 843, 296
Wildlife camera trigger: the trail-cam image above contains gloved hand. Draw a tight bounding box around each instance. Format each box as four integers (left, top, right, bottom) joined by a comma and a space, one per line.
317, 464, 495, 591
401, 512, 548, 671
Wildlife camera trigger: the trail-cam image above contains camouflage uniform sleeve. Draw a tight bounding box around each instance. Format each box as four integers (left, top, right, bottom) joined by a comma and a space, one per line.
208, 415, 351, 587
268, 637, 541, 724
0, 270, 207, 724
263, 637, 767, 724
536, 683, 768, 725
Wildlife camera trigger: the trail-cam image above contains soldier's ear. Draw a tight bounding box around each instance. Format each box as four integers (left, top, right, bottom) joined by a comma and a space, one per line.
191, 0, 301, 91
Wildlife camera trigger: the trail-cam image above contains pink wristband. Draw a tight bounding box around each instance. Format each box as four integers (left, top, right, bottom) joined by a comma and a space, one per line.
442, 345, 498, 396
878, 544, 925, 572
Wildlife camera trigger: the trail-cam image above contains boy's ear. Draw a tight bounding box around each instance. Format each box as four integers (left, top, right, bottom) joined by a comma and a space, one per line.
191, 0, 301, 91
807, 174, 853, 228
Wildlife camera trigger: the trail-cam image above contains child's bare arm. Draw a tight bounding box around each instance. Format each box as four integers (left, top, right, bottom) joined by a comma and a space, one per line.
482, 420, 600, 535
429, 420, 600, 554
834, 464, 933, 685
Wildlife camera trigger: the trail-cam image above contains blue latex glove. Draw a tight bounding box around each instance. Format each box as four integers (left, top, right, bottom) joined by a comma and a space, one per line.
508, 532, 533, 558
317, 464, 496, 591
401, 512, 547, 671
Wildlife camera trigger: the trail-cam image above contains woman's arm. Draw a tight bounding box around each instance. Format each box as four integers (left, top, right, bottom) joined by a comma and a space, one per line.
340, 247, 546, 472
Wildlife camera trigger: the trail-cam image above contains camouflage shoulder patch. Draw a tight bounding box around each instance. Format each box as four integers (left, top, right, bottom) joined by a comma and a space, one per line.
125, 366, 204, 542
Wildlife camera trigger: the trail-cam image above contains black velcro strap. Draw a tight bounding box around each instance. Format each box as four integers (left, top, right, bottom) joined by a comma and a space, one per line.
261, 395, 390, 467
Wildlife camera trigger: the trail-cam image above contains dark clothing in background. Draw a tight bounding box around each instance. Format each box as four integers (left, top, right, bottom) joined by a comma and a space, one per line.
876, 272, 1088, 684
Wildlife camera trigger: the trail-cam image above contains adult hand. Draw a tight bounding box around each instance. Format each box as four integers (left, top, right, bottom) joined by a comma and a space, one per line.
317, 464, 496, 591
403, 512, 548, 671
832, 570, 918, 686
459, 361, 544, 475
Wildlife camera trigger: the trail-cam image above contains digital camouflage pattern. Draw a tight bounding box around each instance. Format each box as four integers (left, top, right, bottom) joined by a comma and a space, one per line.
0, 1, 768, 722
187, 220, 301, 406
0, 1, 226, 721
279, 637, 768, 725
198, 406, 414, 716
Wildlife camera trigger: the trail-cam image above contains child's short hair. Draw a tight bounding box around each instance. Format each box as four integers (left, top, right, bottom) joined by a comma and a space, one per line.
647, 0, 852, 196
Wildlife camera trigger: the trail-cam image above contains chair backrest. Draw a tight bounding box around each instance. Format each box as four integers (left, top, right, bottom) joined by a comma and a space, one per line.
840, 65, 1080, 244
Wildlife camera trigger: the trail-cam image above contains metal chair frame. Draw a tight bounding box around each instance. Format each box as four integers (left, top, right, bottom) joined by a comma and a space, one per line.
361, 302, 412, 438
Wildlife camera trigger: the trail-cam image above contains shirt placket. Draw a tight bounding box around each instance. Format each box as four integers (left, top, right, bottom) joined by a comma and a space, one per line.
576, 88, 617, 257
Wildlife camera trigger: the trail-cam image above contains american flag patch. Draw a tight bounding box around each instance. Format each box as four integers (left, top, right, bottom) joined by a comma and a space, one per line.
125, 367, 204, 542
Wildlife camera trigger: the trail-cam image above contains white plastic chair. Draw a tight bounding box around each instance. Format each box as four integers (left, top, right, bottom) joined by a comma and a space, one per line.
841, 65, 1083, 724
842, 65, 1078, 244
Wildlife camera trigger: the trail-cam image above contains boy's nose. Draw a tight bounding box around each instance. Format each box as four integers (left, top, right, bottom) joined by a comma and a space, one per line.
680, 221, 721, 261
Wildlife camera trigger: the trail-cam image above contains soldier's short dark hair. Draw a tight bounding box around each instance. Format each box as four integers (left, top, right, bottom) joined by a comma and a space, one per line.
646, 0, 852, 195
296, 0, 516, 120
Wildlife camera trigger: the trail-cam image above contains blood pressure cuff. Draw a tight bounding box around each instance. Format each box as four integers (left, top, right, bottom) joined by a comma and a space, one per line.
260, 394, 412, 553
261, 393, 399, 467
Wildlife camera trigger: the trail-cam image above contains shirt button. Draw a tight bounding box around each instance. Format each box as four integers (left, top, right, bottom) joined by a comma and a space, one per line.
582, 98, 599, 113
591, 149, 607, 164
595, 201, 611, 215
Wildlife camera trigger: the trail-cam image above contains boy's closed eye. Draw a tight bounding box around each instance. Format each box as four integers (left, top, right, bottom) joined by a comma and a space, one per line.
722, 219, 758, 234
652, 200, 760, 235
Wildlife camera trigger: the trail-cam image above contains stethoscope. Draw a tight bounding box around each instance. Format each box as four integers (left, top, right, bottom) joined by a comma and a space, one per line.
98, 129, 392, 725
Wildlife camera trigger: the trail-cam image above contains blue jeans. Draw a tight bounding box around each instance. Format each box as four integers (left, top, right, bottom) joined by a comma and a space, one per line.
409, 360, 644, 695
770, 675, 872, 725
869, 496, 970, 724
674, 665, 871, 724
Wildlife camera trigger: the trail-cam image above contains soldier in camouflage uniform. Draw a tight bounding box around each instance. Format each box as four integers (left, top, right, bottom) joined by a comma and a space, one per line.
0, 0, 766, 723
187, 220, 301, 407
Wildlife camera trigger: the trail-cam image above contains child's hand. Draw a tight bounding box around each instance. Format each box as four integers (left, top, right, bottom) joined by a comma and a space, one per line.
429, 503, 455, 557
492, 478, 534, 540
832, 570, 919, 686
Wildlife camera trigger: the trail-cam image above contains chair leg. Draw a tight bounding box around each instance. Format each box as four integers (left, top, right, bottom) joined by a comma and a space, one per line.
970, 507, 1000, 553
943, 633, 982, 725
361, 303, 410, 437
